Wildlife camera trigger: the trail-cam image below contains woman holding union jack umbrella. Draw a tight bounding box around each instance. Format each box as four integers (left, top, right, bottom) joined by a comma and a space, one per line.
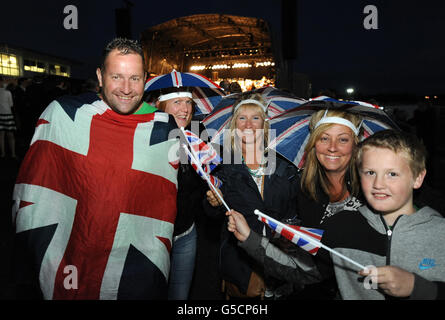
203, 92, 300, 299
150, 86, 209, 300
143, 68, 224, 300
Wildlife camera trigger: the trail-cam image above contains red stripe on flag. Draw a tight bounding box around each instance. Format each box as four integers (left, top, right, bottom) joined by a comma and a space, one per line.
19, 200, 34, 209
291, 225, 322, 241
157, 236, 172, 253
169, 160, 180, 170
36, 119, 49, 127
280, 227, 296, 242
308, 248, 319, 255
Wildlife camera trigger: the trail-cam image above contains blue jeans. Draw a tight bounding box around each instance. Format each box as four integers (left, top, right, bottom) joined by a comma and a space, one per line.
168, 224, 197, 300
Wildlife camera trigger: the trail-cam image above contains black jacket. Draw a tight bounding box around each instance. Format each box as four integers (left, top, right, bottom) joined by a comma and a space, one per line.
203, 152, 299, 294
174, 163, 208, 236
174, 121, 209, 237
289, 172, 364, 298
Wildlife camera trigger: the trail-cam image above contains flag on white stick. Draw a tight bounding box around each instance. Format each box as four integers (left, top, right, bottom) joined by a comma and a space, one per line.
181, 144, 231, 212
180, 128, 223, 188
254, 209, 366, 270
257, 214, 324, 255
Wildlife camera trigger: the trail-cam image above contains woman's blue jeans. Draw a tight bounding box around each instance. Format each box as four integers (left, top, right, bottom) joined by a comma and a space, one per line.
168, 224, 197, 300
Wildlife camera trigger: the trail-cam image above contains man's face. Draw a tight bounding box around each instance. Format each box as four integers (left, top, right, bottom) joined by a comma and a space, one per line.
96, 50, 146, 115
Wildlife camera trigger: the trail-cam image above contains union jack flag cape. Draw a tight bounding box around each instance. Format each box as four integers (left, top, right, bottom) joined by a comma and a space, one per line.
12, 92, 179, 299
256, 211, 324, 255
182, 129, 222, 188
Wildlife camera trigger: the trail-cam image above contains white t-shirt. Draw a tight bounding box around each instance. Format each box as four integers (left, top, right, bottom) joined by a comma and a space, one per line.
0, 87, 13, 114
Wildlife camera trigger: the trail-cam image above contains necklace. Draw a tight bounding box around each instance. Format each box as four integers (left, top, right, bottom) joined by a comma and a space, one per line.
243, 159, 266, 199
247, 165, 265, 177
242, 155, 266, 177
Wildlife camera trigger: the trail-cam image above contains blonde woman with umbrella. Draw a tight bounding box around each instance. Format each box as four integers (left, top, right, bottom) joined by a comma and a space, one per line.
204, 93, 299, 299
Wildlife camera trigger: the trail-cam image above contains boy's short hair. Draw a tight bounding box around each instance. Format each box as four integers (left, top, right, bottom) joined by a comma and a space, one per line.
357, 129, 427, 178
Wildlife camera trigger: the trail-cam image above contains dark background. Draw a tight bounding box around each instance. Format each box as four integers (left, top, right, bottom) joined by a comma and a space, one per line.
1, 0, 444, 96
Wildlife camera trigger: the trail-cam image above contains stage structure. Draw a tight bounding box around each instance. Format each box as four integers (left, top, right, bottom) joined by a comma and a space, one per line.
140, 14, 276, 91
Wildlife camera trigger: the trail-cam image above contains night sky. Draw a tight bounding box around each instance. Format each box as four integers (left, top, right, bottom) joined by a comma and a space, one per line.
1, 0, 444, 96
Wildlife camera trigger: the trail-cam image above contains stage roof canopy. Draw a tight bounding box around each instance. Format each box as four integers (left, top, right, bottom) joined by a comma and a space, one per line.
141, 14, 274, 75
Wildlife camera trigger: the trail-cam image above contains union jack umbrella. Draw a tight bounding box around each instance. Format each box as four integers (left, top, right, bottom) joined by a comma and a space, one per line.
267, 96, 400, 168
202, 86, 307, 145
191, 86, 225, 116
144, 69, 221, 91
144, 70, 225, 116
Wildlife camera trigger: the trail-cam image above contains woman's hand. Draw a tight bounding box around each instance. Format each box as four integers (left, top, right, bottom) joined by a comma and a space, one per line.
226, 210, 251, 242
206, 189, 223, 207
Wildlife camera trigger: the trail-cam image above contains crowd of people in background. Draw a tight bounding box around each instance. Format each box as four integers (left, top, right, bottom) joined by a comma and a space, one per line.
0, 75, 99, 158
0, 73, 438, 162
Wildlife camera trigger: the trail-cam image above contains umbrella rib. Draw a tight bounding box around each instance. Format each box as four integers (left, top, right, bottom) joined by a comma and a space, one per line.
204, 105, 233, 122
269, 118, 310, 148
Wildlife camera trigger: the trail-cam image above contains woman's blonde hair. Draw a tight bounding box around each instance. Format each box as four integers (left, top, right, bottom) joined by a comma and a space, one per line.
301, 109, 362, 201
225, 93, 270, 153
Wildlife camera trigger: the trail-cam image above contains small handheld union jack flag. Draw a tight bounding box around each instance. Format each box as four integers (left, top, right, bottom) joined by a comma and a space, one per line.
255, 210, 366, 270
256, 210, 324, 255
182, 129, 222, 188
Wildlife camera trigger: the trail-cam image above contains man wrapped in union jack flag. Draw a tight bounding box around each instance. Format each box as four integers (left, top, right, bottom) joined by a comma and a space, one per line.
12, 38, 180, 300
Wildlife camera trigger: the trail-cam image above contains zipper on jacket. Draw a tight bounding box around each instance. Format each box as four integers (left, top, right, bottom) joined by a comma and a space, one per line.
379, 215, 403, 265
